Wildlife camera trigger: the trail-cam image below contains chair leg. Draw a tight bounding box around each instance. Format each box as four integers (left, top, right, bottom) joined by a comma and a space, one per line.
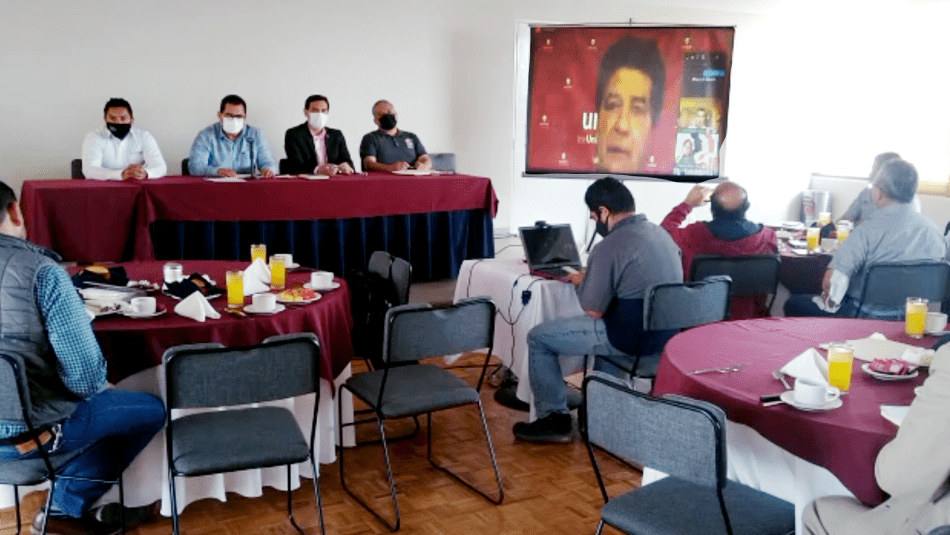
38, 480, 54, 535
309, 457, 326, 535
339, 408, 400, 531
168, 469, 180, 535
584, 435, 610, 504
118, 474, 126, 535
286, 465, 305, 535
594, 519, 605, 535
426, 402, 504, 504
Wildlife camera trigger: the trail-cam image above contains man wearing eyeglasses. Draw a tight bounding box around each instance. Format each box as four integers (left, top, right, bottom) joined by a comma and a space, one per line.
188, 94, 277, 178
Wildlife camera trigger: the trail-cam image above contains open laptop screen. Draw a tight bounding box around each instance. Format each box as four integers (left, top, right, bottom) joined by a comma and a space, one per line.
519, 224, 582, 270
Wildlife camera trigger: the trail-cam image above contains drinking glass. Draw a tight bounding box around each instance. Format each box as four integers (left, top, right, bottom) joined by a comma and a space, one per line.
226, 270, 244, 309
905, 297, 928, 339
818, 211, 832, 227
836, 220, 851, 244
827, 343, 854, 392
250, 244, 267, 263
270, 256, 286, 290
806, 227, 820, 252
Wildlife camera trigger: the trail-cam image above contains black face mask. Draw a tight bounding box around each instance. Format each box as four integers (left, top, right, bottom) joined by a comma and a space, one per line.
378, 114, 397, 130
106, 123, 131, 139
595, 219, 610, 238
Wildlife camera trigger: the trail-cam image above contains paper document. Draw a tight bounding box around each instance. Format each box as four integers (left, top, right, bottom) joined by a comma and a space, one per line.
204, 175, 251, 182
392, 169, 433, 175
880, 405, 909, 426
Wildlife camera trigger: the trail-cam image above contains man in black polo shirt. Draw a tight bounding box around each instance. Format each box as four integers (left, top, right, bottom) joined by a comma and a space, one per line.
359, 100, 432, 173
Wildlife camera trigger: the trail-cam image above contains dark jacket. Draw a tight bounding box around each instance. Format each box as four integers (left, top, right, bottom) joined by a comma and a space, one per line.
283, 123, 353, 174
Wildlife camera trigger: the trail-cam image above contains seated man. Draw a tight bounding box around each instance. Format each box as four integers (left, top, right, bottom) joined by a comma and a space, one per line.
81, 98, 167, 180
661, 181, 777, 318
284, 94, 354, 176
513, 177, 683, 443
189, 94, 277, 178
0, 181, 165, 535
785, 159, 946, 318
841, 151, 921, 226
803, 342, 950, 534
359, 100, 431, 173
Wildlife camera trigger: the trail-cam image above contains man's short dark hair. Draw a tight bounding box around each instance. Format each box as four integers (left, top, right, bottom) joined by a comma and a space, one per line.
596, 37, 666, 126
874, 159, 918, 203
0, 181, 17, 222
219, 94, 247, 113
103, 98, 133, 118
305, 95, 329, 110
585, 176, 635, 213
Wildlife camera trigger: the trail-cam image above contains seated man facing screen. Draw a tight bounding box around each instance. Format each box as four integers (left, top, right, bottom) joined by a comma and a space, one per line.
785, 159, 946, 318
841, 152, 921, 226
82, 98, 167, 180
359, 100, 431, 173
284, 94, 354, 176
0, 180, 165, 535
189, 94, 277, 178
513, 177, 682, 443
660, 181, 777, 318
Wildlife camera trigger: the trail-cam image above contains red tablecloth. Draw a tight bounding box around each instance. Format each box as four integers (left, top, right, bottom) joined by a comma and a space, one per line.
653, 317, 933, 506
72, 260, 354, 385
22, 174, 499, 262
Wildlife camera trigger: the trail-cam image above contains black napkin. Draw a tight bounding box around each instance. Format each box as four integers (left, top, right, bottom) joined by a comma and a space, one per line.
163, 273, 225, 300
71, 266, 130, 289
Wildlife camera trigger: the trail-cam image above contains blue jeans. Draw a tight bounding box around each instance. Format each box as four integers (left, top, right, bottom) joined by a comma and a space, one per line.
0, 389, 165, 517
528, 315, 629, 419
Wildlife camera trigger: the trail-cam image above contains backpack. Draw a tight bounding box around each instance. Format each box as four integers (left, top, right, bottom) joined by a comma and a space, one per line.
347, 268, 400, 370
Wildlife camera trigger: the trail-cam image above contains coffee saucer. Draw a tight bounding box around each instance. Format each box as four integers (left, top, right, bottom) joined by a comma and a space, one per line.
304, 282, 340, 291
243, 304, 286, 315
862, 363, 919, 381
779, 391, 842, 412
121, 307, 167, 319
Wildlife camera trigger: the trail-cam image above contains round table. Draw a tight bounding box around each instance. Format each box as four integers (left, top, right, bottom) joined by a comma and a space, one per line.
653, 317, 933, 507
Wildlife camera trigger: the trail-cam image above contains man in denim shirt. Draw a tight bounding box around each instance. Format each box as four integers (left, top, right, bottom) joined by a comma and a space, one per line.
188, 94, 277, 178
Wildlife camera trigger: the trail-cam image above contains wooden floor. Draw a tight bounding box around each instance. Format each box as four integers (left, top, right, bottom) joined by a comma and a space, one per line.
0, 355, 640, 534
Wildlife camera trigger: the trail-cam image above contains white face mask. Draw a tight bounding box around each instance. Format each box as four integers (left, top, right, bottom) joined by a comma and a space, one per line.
308, 112, 329, 131
222, 117, 245, 135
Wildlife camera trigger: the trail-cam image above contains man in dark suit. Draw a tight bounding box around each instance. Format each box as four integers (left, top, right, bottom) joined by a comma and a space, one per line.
284, 95, 354, 175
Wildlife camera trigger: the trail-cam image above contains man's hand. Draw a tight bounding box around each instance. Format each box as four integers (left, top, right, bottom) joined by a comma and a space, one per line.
414, 158, 432, 172
820, 268, 833, 302
316, 164, 339, 176
685, 184, 711, 207
218, 168, 238, 177
387, 161, 410, 172
122, 164, 147, 180
338, 162, 354, 174
259, 168, 275, 179
567, 270, 585, 286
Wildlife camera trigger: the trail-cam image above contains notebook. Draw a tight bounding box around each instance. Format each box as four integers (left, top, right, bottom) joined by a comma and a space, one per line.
519, 224, 582, 282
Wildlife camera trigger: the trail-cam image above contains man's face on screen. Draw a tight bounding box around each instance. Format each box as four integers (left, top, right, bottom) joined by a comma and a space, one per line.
596, 68, 654, 173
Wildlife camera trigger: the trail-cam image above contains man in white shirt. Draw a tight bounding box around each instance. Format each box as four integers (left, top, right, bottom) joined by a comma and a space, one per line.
81, 98, 167, 180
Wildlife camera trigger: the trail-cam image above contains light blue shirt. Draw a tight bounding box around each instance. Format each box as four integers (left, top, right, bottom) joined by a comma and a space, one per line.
188, 122, 277, 176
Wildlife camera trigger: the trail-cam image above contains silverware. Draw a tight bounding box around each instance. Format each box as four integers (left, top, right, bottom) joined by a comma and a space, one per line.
772, 370, 791, 390
690, 363, 747, 375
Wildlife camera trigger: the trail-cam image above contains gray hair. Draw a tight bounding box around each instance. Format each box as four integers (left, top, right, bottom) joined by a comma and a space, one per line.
871, 151, 901, 179
873, 159, 917, 203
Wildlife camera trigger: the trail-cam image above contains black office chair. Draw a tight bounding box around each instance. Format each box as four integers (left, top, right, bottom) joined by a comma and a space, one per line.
689, 254, 781, 318
0, 352, 127, 535
163, 334, 325, 535
279, 158, 290, 175
368, 251, 412, 306
70, 159, 84, 179
853, 260, 950, 319
180, 158, 189, 175
429, 153, 456, 173
582, 372, 795, 535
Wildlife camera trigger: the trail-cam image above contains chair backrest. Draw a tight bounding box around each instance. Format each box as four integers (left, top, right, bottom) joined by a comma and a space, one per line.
181, 158, 190, 175
382, 297, 495, 365
429, 153, 456, 173
690, 254, 780, 298
368, 251, 412, 305
70, 159, 84, 179
163, 333, 320, 410
644, 276, 731, 331
583, 372, 726, 489
0, 353, 30, 429
279, 158, 290, 175
929, 527, 950, 535
856, 260, 950, 315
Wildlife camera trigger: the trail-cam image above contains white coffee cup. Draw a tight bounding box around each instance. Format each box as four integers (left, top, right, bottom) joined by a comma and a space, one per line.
793, 378, 840, 407
252, 292, 277, 312
926, 312, 948, 333
130, 296, 157, 316
310, 271, 334, 289
273, 253, 293, 267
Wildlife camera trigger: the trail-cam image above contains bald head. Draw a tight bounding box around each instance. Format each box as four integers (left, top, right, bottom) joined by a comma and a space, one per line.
710, 182, 750, 221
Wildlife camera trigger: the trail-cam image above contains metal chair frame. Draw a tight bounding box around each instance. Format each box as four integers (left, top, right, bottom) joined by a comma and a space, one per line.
853, 260, 950, 318
689, 254, 781, 317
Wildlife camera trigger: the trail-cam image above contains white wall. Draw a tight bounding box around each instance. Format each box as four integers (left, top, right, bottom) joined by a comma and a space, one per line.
1, 0, 948, 242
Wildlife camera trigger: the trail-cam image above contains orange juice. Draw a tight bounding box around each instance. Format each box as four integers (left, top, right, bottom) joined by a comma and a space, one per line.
905, 298, 928, 338
251, 244, 267, 263
827, 343, 854, 392
806, 228, 820, 252
226, 270, 244, 309
836, 223, 851, 244
818, 211, 832, 227
270, 256, 286, 290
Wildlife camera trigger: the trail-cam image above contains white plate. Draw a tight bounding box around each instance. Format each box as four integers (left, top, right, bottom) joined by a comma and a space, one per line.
303, 281, 340, 291
861, 363, 920, 381
243, 303, 286, 315
926, 329, 949, 336
277, 295, 321, 305
779, 391, 842, 412
162, 289, 223, 301
120, 308, 168, 319
391, 169, 433, 175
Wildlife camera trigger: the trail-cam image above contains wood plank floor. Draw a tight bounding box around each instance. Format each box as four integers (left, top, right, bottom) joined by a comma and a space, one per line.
1, 355, 640, 534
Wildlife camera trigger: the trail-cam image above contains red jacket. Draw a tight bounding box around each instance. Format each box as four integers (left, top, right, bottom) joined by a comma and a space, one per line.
661, 202, 778, 319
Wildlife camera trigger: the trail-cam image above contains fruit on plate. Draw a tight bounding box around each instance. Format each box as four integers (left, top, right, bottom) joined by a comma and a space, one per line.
278, 287, 318, 301
868, 358, 917, 375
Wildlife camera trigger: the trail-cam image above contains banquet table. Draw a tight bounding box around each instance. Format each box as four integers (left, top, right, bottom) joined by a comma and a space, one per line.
652, 317, 933, 532
21, 173, 498, 281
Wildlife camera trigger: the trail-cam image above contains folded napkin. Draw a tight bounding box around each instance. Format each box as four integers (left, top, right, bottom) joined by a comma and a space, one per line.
71, 266, 129, 289
826, 332, 935, 365
174, 292, 221, 322
163, 273, 224, 300
243, 258, 271, 296
811, 270, 850, 313
780, 348, 829, 385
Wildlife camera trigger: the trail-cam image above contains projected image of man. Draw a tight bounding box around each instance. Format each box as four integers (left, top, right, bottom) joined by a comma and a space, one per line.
595, 37, 666, 174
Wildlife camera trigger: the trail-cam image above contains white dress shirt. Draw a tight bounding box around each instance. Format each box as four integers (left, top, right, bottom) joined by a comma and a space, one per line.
81, 125, 167, 180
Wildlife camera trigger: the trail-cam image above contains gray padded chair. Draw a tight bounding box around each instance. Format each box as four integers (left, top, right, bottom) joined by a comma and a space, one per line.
368, 251, 412, 306
0, 352, 126, 535
582, 372, 795, 535
70, 159, 84, 179
338, 297, 503, 531
854, 260, 950, 319
429, 152, 456, 173
163, 334, 325, 535
690, 254, 781, 317
930, 527, 950, 535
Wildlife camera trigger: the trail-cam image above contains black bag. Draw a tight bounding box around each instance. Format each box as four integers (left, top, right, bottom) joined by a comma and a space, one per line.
347, 268, 400, 370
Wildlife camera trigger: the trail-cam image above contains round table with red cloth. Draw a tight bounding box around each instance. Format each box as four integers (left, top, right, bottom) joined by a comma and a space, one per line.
71, 260, 355, 384
653, 317, 934, 506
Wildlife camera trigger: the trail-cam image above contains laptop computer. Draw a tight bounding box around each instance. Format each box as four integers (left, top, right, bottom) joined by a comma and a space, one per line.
519, 223, 583, 282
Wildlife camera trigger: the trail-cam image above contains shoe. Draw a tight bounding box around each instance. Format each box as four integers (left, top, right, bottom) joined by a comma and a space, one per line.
94, 501, 162, 527
513, 413, 573, 443
31, 511, 123, 535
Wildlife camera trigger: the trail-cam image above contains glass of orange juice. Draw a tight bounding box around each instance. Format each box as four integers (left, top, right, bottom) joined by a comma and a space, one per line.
806, 227, 820, 252
836, 220, 851, 244
827, 343, 854, 392
270, 256, 286, 290
250, 244, 267, 263
226, 270, 244, 309
905, 297, 928, 339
